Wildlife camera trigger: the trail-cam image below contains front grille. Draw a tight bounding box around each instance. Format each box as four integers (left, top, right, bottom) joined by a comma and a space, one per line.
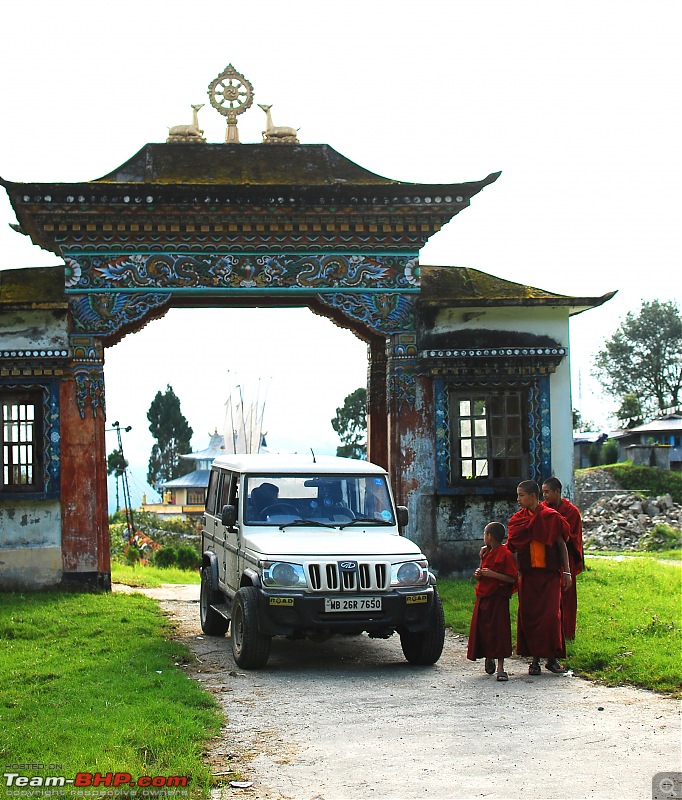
307, 561, 389, 591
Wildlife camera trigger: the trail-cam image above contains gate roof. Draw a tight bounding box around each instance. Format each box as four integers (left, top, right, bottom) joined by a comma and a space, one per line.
1, 143, 500, 255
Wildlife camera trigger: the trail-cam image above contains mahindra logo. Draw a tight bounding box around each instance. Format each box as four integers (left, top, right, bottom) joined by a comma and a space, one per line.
339, 561, 357, 571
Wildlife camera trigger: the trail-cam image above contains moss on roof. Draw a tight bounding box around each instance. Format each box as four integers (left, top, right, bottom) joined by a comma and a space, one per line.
95, 143, 408, 186
419, 265, 616, 312
420, 266, 561, 300
0, 266, 66, 307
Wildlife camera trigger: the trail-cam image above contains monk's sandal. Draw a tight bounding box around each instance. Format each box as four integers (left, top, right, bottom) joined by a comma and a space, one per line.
528, 663, 541, 675
545, 659, 565, 673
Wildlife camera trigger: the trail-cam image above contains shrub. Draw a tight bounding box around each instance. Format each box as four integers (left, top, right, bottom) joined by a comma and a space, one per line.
588, 443, 601, 467
638, 524, 682, 552
602, 440, 619, 465
154, 546, 178, 568
602, 464, 682, 504
125, 542, 143, 567
176, 545, 201, 571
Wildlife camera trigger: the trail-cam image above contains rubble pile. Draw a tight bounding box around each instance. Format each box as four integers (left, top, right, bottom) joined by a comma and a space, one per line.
582, 492, 682, 551
574, 467, 623, 509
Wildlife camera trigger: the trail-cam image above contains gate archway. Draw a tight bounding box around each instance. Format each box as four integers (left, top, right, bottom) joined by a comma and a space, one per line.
2, 139, 499, 588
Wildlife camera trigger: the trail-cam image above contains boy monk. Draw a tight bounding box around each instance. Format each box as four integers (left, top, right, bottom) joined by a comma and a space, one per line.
467, 522, 517, 681
507, 480, 572, 675
542, 477, 584, 640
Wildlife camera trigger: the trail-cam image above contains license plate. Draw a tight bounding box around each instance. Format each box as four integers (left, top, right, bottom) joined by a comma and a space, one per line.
324, 596, 382, 612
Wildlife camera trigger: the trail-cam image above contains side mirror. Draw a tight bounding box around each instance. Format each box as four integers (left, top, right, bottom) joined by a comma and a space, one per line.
396, 505, 409, 532
221, 504, 237, 527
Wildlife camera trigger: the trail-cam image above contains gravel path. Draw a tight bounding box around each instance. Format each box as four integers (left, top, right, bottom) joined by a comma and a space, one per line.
114, 584, 681, 800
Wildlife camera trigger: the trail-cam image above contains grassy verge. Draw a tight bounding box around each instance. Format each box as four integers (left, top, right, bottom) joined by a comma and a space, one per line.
587, 549, 681, 563
112, 562, 200, 587
439, 556, 681, 696
0, 591, 223, 797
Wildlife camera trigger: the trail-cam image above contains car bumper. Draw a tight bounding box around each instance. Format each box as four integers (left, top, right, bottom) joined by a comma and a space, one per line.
255, 586, 437, 637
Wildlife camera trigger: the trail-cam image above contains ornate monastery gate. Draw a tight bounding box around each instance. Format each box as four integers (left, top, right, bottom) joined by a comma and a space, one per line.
3, 140, 497, 587
2, 67, 616, 593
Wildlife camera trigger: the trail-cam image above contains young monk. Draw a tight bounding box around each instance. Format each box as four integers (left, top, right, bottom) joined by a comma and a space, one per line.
542, 477, 584, 640
507, 480, 572, 675
467, 521, 518, 681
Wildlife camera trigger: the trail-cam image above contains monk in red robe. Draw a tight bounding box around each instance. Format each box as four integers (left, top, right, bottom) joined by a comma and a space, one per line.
542, 477, 583, 640
467, 522, 517, 681
507, 480, 572, 675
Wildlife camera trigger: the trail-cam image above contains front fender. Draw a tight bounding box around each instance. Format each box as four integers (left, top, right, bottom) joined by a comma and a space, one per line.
240, 568, 262, 588
202, 551, 220, 592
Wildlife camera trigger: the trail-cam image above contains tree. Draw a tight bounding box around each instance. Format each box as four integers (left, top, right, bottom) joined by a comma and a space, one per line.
147, 385, 194, 489
107, 448, 128, 512
593, 300, 682, 417
572, 409, 595, 432
331, 387, 367, 459
616, 392, 643, 426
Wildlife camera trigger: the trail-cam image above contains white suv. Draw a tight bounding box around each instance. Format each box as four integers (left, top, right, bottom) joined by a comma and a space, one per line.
199, 453, 445, 669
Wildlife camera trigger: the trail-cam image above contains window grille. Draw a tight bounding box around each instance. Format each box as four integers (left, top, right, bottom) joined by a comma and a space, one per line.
2, 396, 40, 490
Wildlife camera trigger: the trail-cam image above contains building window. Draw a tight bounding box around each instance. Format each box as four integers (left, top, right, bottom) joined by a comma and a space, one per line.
446, 387, 532, 489
187, 489, 205, 506
1, 394, 42, 492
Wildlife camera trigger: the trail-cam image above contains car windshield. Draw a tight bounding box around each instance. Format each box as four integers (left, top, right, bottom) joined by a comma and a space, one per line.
244, 473, 395, 527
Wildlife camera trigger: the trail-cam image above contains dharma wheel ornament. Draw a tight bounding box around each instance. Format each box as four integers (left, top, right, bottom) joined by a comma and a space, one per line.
208, 64, 254, 143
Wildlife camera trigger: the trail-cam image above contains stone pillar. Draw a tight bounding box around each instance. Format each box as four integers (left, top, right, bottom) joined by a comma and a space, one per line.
386, 333, 432, 547
60, 339, 110, 589
366, 338, 388, 469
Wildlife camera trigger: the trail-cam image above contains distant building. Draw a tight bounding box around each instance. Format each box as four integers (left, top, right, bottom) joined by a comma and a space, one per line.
141, 431, 226, 520
573, 430, 608, 469
609, 414, 682, 471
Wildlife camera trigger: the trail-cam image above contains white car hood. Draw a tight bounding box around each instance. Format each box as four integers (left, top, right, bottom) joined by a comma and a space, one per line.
243, 528, 424, 559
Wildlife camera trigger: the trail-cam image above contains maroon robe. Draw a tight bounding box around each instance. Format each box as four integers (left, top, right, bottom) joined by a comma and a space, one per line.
507, 504, 569, 659
467, 544, 517, 661
552, 498, 583, 640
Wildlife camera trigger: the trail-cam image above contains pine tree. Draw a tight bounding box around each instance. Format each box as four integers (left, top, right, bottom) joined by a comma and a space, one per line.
146, 385, 194, 488
331, 387, 367, 459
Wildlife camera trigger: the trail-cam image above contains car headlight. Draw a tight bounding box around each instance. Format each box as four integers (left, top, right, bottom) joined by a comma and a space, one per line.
261, 561, 307, 588
390, 560, 429, 587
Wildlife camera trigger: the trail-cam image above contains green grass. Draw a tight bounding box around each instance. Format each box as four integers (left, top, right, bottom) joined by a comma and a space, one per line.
577, 462, 682, 504
112, 562, 201, 587
588, 549, 682, 563
0, 591, 224, 797
439, 557, 682, 696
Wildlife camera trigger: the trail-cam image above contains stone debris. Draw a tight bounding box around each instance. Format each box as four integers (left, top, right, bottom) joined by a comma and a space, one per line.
581, 491, 682, 551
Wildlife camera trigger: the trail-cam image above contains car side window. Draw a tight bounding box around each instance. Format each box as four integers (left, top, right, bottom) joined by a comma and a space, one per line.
206, 469, 220, 516
220, 472, 232, 509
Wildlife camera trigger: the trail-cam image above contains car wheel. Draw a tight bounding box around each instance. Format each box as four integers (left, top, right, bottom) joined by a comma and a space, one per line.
231, 586, 272, 669
200, 566, 229, 636
399, 588, 445, 665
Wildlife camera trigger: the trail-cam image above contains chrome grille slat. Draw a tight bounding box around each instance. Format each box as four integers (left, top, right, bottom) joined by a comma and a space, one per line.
306, 561, 390, 591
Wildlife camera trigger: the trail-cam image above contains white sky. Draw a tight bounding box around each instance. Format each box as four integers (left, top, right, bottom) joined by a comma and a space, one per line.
1, 1, 679, 508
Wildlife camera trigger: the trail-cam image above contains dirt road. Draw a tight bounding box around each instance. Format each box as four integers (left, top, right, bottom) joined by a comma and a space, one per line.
116, 584, 680, 800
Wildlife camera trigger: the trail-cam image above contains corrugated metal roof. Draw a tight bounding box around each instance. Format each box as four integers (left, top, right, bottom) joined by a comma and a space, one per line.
158, 469, 210, 490
629, 415, 682, 433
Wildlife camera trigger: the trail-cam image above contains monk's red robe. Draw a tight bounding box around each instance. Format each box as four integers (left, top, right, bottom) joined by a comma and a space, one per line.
507, 504, 569, 659
551, 498, 583, 640
467, 544, 518, 661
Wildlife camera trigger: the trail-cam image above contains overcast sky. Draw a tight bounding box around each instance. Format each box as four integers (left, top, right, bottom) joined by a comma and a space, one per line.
1, 1, 679, 507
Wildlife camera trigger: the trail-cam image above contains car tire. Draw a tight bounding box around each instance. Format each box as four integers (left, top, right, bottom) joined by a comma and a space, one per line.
200, 566, 229, 636
399, 588, 445, 665
231, 586, 272, 669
